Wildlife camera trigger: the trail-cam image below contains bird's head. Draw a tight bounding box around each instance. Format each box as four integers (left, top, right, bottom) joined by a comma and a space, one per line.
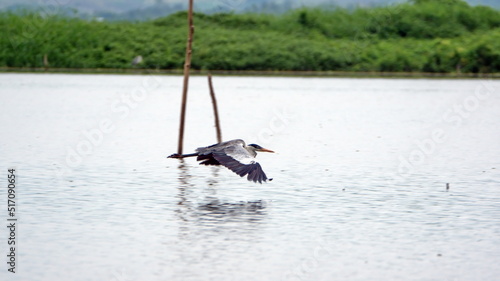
248, 144, 275, 153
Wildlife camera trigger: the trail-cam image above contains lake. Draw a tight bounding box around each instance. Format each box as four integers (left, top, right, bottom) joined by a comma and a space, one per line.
0, 73, 499, 281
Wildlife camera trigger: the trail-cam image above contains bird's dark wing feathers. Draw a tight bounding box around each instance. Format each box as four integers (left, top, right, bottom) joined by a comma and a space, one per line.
212, 153, 268, 183
196, 154, 220, 166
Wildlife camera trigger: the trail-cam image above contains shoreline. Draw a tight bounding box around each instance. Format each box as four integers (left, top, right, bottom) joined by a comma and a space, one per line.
1, 67, 499, 79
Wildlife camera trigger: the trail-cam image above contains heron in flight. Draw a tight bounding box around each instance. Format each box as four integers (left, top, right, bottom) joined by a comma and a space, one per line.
168, 139, 274, 183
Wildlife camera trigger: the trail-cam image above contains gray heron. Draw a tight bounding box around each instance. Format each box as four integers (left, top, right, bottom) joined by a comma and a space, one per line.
168, 139, 274, 183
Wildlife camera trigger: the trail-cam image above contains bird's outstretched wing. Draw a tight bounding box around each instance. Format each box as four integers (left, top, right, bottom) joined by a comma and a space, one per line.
212, 153, 268, 183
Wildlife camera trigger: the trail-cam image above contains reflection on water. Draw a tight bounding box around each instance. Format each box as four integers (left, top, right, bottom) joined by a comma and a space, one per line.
1, 74, 499, 281
197, 199, 266, 215
172, 159, 268, 281
175, 160, 267, 224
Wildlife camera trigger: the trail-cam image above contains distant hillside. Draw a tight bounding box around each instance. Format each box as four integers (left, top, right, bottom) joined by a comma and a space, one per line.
1, 0, 499, 21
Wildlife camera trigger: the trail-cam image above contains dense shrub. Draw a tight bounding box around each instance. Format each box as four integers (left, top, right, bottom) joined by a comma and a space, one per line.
1, 0, 499, 73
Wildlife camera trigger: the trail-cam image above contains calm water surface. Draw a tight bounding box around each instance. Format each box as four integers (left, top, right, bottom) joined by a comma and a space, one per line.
0, 73, 499, 281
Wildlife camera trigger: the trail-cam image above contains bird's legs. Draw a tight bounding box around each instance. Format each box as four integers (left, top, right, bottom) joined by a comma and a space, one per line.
167, 152, 198, 159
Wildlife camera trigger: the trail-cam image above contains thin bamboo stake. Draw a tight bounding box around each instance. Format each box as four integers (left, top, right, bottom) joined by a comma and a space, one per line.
177, 0, 195, 155
207, 73, 222, 143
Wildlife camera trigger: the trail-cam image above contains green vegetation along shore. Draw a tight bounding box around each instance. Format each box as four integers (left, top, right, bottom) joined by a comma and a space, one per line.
1, 0, 500, 74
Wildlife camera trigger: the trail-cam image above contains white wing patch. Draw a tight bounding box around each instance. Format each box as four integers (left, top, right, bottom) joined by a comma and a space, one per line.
223, 142, 255, 165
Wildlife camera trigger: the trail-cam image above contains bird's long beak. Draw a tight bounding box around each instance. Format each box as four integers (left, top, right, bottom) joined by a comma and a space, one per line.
258, 148, 275, 153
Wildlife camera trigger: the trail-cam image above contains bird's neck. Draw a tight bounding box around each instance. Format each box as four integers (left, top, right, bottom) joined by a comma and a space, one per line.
247, 148, 257, 158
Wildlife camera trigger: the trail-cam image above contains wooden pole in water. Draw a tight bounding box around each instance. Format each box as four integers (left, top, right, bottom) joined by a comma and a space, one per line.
208, 73, 222, 143
177, 0, 195, 155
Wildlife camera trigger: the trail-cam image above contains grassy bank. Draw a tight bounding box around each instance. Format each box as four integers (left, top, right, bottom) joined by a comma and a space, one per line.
1, 0, 500, 74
